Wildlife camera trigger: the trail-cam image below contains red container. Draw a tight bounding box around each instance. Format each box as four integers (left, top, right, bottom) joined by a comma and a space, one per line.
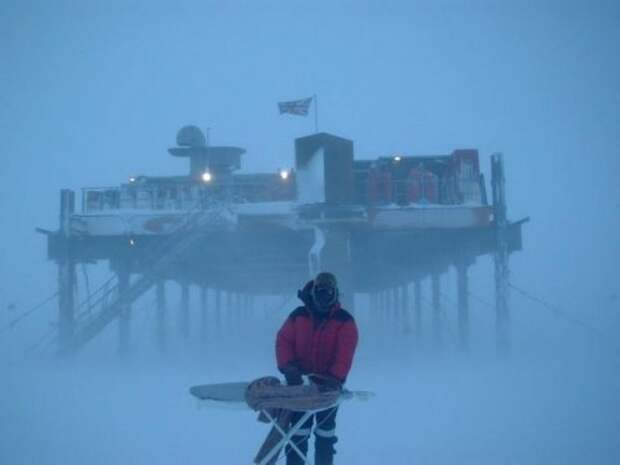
368, 168, 393, 204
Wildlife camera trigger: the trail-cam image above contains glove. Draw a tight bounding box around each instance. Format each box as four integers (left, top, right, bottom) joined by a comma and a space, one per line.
309, 374, 342, 392
279, 363, 303, 386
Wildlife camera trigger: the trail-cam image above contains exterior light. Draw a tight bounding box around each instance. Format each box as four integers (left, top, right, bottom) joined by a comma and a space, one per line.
394, 155, 402, 162
129, 238, 135, 246
129, 176, 136, 183
201, 171, 213, 183
279, 169, 290, 180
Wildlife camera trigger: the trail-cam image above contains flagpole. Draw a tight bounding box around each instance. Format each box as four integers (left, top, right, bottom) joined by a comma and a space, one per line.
313, 94, 319, 133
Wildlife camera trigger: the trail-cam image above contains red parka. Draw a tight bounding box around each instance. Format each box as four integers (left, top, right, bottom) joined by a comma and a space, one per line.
276, 297, 358, 383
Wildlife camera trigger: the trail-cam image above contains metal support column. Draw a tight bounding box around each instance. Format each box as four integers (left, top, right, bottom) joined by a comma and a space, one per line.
226, 291, 232, 326
382, 290, 388, 319
117, 264, 131, 355
232, 292, 239, 322
369, 292, 377, 322
235, 293, 241, 320
492, 153, 510, 352
58, 189, 76, 354
402, 284, 411, 334
180, 282, 190, 338
156, 281, 166, 353
456, 260, 470, 351
200, 285, 208, 341
431, 272, 441, 346
414, 278, 422, 340
58, 261, 75, 352
395, 286, 402, 326
215, 288, 221, 333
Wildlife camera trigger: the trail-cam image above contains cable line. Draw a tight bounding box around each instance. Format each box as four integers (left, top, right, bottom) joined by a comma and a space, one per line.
509, 282, 606, 337
0, 292, 59, 334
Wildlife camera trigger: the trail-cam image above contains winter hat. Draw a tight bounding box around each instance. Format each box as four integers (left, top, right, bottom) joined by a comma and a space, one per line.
314, 272, 338, 290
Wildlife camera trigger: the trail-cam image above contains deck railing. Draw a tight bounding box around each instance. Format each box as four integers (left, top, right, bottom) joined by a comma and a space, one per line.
81, 174, 486, 213
81, 183, 244, 213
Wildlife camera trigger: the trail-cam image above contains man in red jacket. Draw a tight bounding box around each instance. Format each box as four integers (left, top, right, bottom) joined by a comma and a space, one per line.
276, 272, 359, 465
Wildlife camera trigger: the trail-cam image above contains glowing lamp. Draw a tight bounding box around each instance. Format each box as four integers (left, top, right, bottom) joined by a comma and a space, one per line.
201, 171, 213, 183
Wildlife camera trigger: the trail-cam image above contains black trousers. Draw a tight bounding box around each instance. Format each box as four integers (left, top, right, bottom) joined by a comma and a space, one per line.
285, 407, 338, 465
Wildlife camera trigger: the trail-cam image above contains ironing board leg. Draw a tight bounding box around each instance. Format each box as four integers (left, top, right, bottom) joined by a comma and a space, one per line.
258, 410, 315, 465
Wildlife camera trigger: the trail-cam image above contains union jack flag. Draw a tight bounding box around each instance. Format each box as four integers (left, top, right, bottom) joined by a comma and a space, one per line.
278, 97, 313, 116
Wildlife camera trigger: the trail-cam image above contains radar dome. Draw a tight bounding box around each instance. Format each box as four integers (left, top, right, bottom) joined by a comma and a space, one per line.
176, 125, 206, 148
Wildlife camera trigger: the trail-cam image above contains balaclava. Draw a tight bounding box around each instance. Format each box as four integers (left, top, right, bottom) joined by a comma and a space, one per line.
311, 272, 339, 313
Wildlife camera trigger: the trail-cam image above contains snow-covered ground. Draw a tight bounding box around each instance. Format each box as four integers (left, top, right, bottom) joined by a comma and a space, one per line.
2, 296, 619, 465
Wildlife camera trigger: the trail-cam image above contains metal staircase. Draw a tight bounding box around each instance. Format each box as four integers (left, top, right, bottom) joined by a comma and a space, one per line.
61, 203, 236, 354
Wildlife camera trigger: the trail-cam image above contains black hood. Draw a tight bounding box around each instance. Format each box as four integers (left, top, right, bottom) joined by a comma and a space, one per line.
297, 280, 315, 307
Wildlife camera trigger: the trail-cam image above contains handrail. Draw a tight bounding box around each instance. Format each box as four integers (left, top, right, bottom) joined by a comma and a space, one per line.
62, 200, 235, 353
80, 175, 484, 214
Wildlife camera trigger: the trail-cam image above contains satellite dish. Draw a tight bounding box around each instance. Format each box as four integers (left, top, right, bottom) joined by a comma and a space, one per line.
176, 125, 206, 148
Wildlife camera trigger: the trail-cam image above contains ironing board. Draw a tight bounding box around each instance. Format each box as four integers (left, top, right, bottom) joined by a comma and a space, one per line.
189, 377, 373, 465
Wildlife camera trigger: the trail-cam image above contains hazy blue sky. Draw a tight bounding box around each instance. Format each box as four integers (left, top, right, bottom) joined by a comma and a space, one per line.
1, 3, 620, 464
1, 0, 619, 321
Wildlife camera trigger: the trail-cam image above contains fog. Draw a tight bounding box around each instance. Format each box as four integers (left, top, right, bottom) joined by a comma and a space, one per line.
1, 1, 619, 464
